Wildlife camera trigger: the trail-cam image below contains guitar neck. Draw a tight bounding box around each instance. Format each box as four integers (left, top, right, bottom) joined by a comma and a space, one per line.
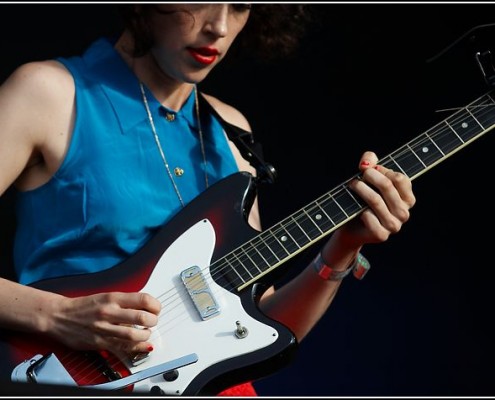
219, 90, 495, 291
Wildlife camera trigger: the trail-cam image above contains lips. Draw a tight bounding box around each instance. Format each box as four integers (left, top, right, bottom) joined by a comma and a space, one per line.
187, 47, 220, 66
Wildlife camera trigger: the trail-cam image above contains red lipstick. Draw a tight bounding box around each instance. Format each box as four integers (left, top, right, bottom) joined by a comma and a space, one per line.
187, 47, 219, 66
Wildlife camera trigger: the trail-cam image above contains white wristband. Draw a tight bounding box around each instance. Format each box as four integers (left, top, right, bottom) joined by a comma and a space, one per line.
312, 251, 370, 281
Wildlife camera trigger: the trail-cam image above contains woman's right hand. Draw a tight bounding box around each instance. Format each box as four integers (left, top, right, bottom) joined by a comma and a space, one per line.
46, 292, 162, 356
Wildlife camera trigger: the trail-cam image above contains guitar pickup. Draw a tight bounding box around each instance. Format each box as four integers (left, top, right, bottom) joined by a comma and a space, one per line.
181, 266, 220, 320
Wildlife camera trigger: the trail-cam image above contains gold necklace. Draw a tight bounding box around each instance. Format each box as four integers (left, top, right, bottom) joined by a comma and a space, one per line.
139, 82, 209, 208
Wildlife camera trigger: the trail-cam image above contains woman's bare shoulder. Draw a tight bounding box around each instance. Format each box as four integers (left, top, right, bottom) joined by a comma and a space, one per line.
2, 60, 73, 101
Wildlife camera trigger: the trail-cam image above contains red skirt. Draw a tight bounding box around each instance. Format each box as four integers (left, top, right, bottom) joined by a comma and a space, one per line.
218, 381, 257, 396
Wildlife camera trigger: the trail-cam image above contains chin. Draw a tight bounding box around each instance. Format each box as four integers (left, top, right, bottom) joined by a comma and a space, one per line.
182, 70, 211, 85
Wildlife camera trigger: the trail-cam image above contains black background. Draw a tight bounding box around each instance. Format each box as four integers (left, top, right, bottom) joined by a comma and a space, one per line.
1, 2, 495, 397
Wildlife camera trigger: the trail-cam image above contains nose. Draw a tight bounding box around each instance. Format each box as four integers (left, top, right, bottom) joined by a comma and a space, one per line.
203, 4, 229, 38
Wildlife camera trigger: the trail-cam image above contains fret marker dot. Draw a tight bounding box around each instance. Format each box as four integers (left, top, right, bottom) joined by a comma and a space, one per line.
315, 214, 322, 220
280, 235, 288, 242
422, 146, 429, 153
461, 122, 468, 128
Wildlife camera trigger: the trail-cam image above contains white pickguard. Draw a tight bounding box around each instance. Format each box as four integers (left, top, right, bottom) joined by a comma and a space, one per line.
127, 219, 278, 395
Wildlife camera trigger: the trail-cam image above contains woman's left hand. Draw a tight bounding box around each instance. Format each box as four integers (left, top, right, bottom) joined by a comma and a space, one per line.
339, 150, 416, 248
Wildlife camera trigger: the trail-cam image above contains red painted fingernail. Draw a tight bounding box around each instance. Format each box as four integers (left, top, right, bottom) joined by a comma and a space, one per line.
374, 165, 380, 170
360, 161, 370, 167
147, 345, 154, 352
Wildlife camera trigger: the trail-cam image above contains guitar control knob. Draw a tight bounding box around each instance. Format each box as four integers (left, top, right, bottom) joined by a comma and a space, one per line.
163, 369, 179, 381
150, 385, 165, 395
235, 320, 249, 339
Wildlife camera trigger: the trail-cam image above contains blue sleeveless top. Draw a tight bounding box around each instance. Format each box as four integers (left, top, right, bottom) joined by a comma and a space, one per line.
13, 37, 239, 285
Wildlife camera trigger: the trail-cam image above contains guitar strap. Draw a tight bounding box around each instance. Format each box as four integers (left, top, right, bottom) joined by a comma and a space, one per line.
198, 93, 277, 185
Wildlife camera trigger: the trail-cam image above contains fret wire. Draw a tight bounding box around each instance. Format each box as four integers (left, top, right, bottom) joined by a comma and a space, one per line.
450, 113, 481, 142
445, 119, 466, 143
315, 199, 337, 226
386, 154, 406, 175
211, 258, 243, 291
209, 90, 495, 292
275, 224, 301, 250
259, 230, 287, 264
257, 234, 281, 265
275, 225, 302, 253
392, 92, 492, 173
411, 136, 443, 168
433, 122, 463, 153
309, 201, 337, 234
424, 131, 446, 156
460, 115, 482, 139
405, 143, 427, 168
468, 96, 495, 132
288, 216, 312, 244
331, 188, 362, 219
225, 253, 253, 283
230, 253, 253, 281
238, 247, 260, 273
342, 184, 365, 211
318, 193, 348, 226
284, 216, 308, 247
240, 246, 263, 273
397, 155, 421, 177
392, 122, 456, 176
231, 251, 254, 276
331, 191, 349, 218
385, 96, 493, 176
232, 250, 262, 275
302, 209, 323, 234
224, 255, 247, 283
394, 115, 458, 167
267, 231, 292, 258
385, 95, 494, 179
290, 209, 323, 241
466, 107, 485, 130
383, 154, 402, 174
246, 242, 271, 271
262, 230, 291, 259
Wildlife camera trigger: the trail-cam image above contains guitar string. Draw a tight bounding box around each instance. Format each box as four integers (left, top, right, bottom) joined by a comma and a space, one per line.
54, 93, 494, 386
145, 92, 495, 345
110, 93, 495, 377
142, 94, 495, 382
63, 94, 495, 386
198, 93, 495, 292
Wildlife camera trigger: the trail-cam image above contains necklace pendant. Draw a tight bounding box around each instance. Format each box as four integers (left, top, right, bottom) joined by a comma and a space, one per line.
174, 167, 185, 177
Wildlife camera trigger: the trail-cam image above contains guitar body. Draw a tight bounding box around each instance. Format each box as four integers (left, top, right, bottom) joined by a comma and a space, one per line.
0, 172, 297, 395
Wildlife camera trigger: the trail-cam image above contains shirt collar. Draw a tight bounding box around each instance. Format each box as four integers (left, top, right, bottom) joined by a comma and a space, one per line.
81, 37, 197, 134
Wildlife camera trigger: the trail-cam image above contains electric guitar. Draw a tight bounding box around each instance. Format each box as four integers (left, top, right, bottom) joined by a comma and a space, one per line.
1, 89, 494, 396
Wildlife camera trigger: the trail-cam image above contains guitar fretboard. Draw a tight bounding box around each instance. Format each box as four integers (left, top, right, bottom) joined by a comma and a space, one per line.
212, 91, 495, 292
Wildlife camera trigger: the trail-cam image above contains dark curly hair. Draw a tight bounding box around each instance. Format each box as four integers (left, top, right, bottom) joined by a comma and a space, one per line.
237, 4, 314, 60
117, 4, 314, 62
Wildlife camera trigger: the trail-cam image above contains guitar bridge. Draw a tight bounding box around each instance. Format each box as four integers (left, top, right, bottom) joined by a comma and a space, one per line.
181, 265, 220, 320
12, 351, 124, 386
12, 353, 77, 386
11, 352, 199, 391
